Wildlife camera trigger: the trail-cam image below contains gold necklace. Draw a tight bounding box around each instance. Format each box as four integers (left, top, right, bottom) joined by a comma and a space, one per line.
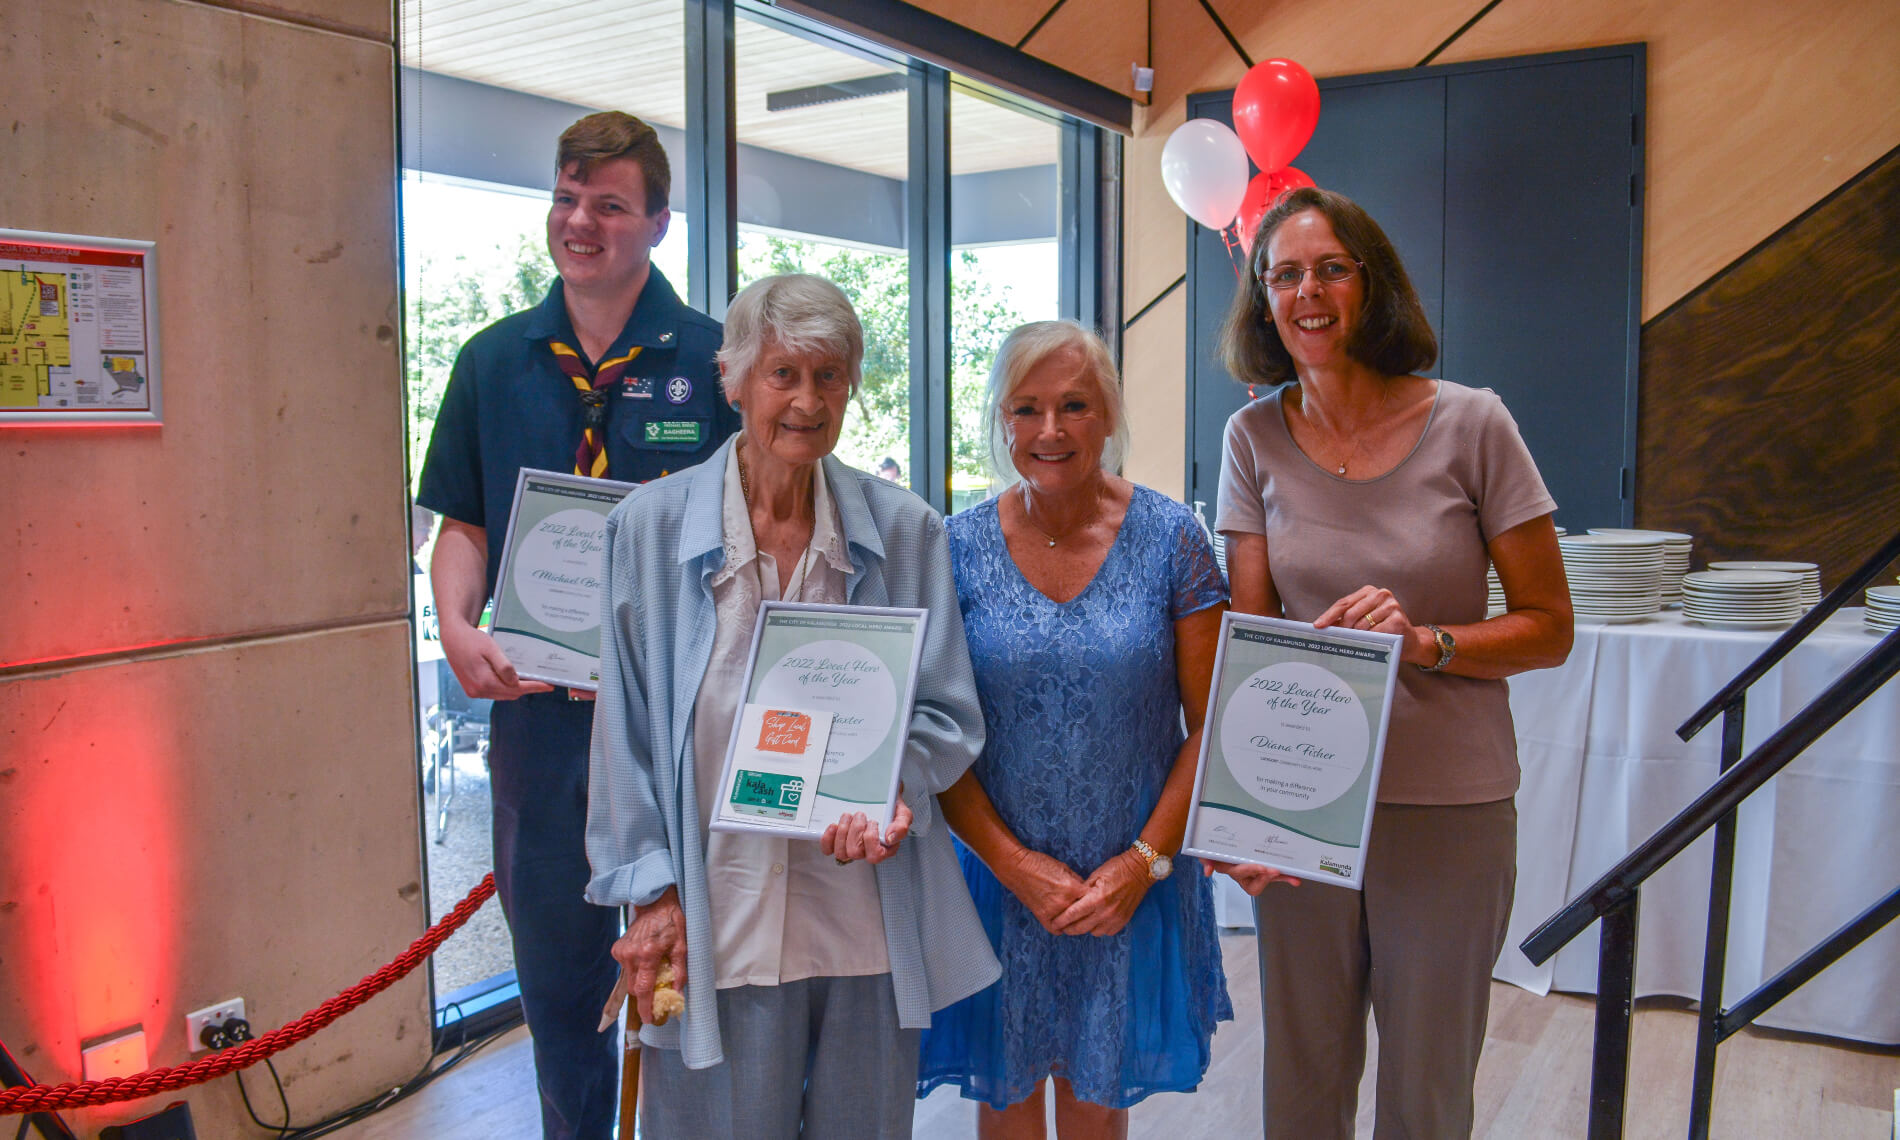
1019, 483, 1095, 548
1309, 386, 1393, 476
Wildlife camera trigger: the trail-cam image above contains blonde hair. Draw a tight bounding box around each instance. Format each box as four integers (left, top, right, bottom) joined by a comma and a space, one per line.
983, 320, 1128, 484
716, 274, 865, 402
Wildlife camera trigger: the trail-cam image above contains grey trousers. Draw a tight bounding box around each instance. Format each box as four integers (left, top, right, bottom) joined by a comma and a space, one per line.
1253, 799, 1517, 1140
640, 973, 921, 1140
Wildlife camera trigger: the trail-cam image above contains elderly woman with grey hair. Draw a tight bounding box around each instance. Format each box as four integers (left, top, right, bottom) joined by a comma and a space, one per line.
584, 273, 999, 1139
916, 321, 1269, 1139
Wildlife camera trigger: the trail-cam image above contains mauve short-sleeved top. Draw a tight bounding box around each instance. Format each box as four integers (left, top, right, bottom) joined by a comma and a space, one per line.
1215, 379, 1556, 804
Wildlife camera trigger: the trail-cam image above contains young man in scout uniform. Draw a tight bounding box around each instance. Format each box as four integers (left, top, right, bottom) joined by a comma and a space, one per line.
417, 110, 737, 1140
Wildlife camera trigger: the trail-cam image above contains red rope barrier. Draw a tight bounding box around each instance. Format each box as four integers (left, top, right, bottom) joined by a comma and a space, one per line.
0, 874, 496, 1115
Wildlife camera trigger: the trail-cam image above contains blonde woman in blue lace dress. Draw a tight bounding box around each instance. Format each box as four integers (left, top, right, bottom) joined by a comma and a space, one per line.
918, 321, 1284, 1138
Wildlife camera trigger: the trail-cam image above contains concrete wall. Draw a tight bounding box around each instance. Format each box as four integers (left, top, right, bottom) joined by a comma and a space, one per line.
0, 1, 428, 1133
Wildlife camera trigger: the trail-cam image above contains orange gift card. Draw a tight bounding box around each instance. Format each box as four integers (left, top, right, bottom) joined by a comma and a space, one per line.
757, 709, 812, 754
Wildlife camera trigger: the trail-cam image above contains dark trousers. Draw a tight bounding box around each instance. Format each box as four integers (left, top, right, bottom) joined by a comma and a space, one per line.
489, 694, 621, 1140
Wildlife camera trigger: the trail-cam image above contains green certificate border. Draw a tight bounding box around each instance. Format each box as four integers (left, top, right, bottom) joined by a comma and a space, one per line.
1182, 612, 1402, 889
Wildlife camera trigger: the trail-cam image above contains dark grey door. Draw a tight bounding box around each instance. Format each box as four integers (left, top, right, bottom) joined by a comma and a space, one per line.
1183, 45, 1644, 533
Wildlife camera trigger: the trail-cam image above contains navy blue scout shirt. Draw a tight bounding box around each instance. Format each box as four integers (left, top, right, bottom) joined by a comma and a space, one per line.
418, 266, 735, 600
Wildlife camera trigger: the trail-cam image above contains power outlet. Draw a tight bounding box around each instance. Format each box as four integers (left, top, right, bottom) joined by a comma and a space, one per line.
185, 998, 246, 1052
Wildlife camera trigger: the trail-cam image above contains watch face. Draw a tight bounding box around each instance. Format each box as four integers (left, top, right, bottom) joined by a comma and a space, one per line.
1150, 855, 1173, 880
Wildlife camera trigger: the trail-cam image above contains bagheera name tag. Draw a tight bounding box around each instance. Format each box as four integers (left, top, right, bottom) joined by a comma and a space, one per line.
642, 420, 703, 445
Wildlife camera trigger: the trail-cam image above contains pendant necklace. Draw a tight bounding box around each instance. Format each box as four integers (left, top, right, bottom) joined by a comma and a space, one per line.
1020, 483, 1092, 547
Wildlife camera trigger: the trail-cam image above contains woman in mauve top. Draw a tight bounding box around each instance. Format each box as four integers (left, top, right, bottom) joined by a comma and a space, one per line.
1212, 187, 1573, 1140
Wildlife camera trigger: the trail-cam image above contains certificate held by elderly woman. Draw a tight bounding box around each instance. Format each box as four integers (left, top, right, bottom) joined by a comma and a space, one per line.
488, 468, 640, 691
1183, 614, 1403, 889
711, 601, 929, 839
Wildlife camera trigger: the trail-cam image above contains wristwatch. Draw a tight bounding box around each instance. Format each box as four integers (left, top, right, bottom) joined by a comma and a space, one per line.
1422, 623, 1456, 672
1131, 839, 1173, 881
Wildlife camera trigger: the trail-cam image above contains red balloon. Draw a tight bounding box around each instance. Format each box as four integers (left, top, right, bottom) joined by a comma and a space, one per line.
1232, 59, 1320, 173
1235, 167, 1317, 256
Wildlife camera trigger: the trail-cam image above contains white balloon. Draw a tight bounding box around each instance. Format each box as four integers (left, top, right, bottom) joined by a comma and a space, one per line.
1160, 119, 1251, 231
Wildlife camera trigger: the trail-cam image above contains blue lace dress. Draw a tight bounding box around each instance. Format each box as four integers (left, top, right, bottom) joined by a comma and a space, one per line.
917, 486, 1233, 1110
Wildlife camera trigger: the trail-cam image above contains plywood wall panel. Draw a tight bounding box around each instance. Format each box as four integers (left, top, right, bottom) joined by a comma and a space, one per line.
1437, 0, 1900, 318
1121, 285, 1188, 499
0, 622, 430, 1133
1023, 0, 1148, 98
1637, 150, 1900, 587
1124, 101, 1192, 315
0, 0, 406, 667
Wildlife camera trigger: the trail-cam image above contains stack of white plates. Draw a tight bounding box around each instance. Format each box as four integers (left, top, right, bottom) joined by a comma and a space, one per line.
1485, 529, 1561, 617
1709, 561, 1822, 608
1592, 529, 1693, 606
1559, 532, 1664, 623
1681, 570, 1803, 629
1866, 585, 1900, 634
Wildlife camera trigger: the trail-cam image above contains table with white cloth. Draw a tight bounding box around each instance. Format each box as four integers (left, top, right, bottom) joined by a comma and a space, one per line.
1498, 608, 1900, 1044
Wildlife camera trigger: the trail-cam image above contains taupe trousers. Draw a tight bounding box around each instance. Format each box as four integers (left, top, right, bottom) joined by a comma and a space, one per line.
1253, 799, 1518, 1140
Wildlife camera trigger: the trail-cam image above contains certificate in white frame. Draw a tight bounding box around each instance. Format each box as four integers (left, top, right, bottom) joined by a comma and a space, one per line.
0, 229, 162, 425
1182, 612, 1403, 889
710, 601, 929, 840
489, 467, 640, 690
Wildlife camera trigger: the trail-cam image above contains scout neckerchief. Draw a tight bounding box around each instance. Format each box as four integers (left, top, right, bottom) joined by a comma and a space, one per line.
548, 341, 642, 478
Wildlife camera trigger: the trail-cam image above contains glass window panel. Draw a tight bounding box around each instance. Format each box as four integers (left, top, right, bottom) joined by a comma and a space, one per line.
398, 0, 688, 1012
949, 86, 1059, 512
734, 15, 911, 482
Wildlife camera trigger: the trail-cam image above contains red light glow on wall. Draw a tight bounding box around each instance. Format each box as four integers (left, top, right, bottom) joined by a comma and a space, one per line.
0, 671, 181, 1083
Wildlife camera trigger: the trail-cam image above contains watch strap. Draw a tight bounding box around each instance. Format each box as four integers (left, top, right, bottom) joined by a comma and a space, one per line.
1422, 623, 1455, 671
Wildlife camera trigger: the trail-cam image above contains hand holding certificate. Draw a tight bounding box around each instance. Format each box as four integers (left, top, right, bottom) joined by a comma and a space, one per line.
1182, 613, 1402, 889
710, 601, 929, 842
488, 469, 642, 691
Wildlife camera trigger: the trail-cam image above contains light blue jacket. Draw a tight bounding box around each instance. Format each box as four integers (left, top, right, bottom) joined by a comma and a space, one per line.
584, 438, 1000, 1069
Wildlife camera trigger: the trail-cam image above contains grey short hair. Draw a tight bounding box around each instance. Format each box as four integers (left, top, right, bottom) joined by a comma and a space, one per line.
983, 320, 1128, 484
716, 274, 864, 402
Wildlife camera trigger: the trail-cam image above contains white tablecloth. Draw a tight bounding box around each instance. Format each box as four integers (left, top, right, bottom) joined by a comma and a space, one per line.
1499, 609, 1900, 1043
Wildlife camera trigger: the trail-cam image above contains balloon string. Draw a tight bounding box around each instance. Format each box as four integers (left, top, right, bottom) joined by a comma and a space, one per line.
1220, 225, 1244, 281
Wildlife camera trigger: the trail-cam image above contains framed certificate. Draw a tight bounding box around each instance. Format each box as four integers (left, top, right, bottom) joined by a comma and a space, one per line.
1182, 613, 1403, 889
710, 601, 929, 840
489, 468, 640, 690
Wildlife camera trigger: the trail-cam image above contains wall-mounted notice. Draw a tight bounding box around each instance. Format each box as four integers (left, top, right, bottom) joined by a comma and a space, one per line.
0, 229, 161, 425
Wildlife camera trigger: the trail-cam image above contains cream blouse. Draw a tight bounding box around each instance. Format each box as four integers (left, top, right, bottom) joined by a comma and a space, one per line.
691, 445, 891, 988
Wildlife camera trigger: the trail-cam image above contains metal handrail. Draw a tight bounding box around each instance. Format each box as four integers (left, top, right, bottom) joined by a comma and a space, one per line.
1676, 528, 1900, 740
1522, 624, 1900, 965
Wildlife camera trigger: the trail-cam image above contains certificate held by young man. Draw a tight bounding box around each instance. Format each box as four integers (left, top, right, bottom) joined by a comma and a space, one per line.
1182, 613, 1402, 889
711, 601, 928, 839
488, 468, 640, 691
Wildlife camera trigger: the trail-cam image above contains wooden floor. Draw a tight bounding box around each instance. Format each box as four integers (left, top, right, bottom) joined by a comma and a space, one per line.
338, 933, 1898, 1138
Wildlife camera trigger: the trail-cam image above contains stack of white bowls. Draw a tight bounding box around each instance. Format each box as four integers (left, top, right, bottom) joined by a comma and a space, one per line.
1592, 529, 1693, 607
1865, 585, 1899, 634
1559, 532, 1664, 623
1486, 528, 1562, 617
1680, 570, 1803, 629
1710, 560, 1822, 608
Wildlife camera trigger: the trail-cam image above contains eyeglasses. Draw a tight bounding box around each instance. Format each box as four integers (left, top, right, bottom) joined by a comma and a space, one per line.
1260, 258, 1363, 291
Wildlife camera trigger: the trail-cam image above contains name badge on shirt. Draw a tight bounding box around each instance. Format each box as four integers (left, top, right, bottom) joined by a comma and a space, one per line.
620, 376, 655, 399
643, 420, 704, 445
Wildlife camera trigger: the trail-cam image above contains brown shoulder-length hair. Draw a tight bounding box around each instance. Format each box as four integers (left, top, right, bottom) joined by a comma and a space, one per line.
1218, 187, 1437, 387
556, 111, 671, 215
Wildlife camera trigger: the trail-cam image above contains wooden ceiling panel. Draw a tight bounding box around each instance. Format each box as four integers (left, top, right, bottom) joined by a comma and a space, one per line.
1146, 0, 1249, 124
1209, 0, 1468, 78
1437, 0, 1900, 317
1022, 0, 1148, 98
923, 0, 1048, 51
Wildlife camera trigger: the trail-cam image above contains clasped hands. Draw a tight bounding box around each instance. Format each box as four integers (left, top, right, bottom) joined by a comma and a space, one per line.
1313, 583, 1439, 668
1004, 846, 1151, 937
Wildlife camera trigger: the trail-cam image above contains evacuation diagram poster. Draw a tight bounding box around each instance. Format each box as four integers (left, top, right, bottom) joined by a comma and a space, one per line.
0, 233, 159, 422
